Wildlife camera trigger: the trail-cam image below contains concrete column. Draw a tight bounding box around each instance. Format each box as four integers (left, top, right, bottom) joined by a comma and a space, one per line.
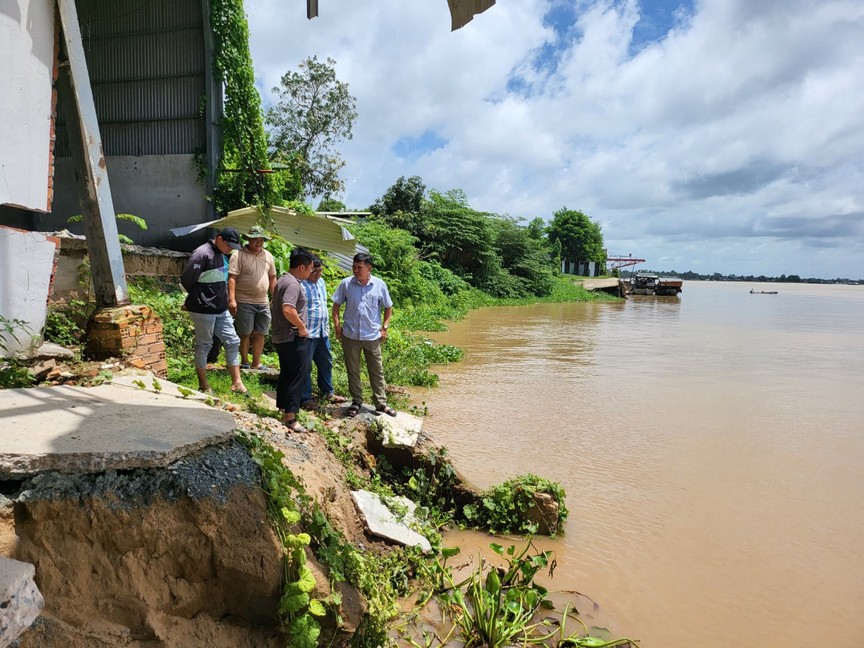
56, 0, 129, 308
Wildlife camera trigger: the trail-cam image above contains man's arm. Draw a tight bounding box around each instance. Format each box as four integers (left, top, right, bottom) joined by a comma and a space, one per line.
331, 302, 342, 340
268, 252, 277, 295
282, 304, 308, 338
180, 249, 203, 293
227, 275, 238, 316
380, 307, 392, 340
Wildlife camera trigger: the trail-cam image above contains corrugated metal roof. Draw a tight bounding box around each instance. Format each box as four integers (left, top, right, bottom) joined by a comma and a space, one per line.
171, 206, 359, 256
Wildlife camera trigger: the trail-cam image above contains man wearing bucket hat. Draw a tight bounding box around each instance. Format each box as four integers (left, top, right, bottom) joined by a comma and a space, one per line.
227, 225, 277, 371
180, 227, 247, 394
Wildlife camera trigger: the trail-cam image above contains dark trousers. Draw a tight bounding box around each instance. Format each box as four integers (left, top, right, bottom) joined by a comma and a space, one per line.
275, 337, 310, 415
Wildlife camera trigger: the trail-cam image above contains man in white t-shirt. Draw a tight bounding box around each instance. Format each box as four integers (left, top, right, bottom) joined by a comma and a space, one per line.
227, 225, 277, 370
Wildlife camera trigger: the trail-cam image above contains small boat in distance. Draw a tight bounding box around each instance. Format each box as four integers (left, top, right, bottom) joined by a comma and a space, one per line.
750, 289, 778, 294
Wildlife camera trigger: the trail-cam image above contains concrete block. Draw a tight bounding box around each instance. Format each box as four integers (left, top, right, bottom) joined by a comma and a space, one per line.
350, 490, 431, 553
375, 411, 423, 450
0, 557, 44, 646
0, 381, 233, 478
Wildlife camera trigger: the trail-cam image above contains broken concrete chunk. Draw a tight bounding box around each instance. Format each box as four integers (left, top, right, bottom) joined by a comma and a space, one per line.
350, 490, 431, 553
0, 557, 44, 645
375, 411, 423, 450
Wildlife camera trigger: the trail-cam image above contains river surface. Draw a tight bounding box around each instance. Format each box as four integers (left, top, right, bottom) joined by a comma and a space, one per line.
416, 281, 864, 648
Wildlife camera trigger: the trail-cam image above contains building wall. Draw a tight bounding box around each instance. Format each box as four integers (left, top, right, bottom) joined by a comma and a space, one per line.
0, 0, 55, 213
0, 0, 215, 252
37, 155, 209, 252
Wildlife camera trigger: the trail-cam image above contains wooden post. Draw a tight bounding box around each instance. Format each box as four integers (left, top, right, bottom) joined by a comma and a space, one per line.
56, 0, 129, 308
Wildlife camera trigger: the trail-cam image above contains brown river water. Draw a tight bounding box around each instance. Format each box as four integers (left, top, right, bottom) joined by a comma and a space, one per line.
414, 281, 864, 648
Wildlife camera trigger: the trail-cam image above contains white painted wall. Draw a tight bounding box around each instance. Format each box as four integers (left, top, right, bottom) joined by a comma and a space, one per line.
0, 0, 54, 212
0, 228, 56, 357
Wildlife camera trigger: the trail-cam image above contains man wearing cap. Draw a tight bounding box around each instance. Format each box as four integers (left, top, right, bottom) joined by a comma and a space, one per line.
180, 227, 247, 394
228, 225, 277, 370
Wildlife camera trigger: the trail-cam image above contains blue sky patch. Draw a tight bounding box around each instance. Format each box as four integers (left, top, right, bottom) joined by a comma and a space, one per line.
392, 130, 448, 159
631, 0, 694, 52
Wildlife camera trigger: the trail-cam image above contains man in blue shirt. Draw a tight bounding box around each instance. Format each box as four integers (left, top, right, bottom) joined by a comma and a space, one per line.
299, 256, 348, 408
331, 252, 396, 417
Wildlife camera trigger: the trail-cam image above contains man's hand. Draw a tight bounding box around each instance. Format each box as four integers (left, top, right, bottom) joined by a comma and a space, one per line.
334, 323, 342, 341
228, 299, 237, 316
380, 326, 389, 341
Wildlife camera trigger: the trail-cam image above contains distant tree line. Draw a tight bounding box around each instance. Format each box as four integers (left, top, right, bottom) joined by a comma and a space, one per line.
622, 270, 862, 284
347, 176, 607, 301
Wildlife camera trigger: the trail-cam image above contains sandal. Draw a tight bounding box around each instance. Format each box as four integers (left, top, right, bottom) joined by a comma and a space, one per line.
375, 405, 397, 417
345, 404, 360, 418
326, 393, 348, 404
283, 419, 309, 433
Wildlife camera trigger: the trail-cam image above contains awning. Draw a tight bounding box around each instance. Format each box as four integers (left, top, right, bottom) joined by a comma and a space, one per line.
170, 206, 357, 255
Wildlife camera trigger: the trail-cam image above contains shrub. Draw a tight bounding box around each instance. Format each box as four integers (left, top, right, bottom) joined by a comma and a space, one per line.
464, 474, 568, 535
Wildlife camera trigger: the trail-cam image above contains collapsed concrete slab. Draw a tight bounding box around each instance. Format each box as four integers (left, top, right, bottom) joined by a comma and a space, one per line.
0, 382, 235, 478
0, 557, 44, 646
350, 490, 431, 553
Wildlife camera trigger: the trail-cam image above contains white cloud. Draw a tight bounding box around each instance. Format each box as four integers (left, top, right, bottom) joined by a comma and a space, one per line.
247, 0, 864, 278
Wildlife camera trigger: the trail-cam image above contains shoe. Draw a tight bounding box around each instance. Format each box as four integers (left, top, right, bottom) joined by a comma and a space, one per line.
253, 364, 272, 372
345, 404, 361, 418
301, 399, 318, 410
240, 363, 251, 370
325, 393, 348, 404
375, 405, 397, 417
283, 419, 309, 434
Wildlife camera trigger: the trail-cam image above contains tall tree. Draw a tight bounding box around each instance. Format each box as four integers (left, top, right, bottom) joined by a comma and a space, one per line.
371, 176, 427, 217
546, 208, 606, 264
265, 56, 357, 199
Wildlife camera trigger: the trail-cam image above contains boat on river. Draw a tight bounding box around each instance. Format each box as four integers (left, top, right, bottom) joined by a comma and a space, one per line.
750, 289, 778, 294
625, 272, 683, 296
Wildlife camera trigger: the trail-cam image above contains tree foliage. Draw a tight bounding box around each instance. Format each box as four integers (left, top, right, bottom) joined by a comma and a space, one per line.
370, 175, 426, 218
210, 0, 300, 212
489, 217, 555, 297
265, 56, 357, 199
317, 197, 346, 213
546, 208, 606, 264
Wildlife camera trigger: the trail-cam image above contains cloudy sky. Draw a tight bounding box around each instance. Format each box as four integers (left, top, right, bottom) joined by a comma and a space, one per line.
246, 0, 864, 278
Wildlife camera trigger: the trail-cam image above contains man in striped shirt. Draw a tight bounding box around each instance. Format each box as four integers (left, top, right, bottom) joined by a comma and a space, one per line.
299, 255, 348, 408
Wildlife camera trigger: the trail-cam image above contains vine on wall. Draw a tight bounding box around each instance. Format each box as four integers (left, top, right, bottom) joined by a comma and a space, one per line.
209, 0, 302, 213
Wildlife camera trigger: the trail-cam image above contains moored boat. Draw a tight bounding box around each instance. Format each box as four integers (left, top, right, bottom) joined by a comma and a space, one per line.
625, 272, 683, 296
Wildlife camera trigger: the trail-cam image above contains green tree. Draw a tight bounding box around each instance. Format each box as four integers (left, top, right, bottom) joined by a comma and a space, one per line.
546, 208, 605, 264
420, 190, 501, 288
526, 216, 546, 241
265, 56, 357, 199
489, 217, 555, 296
370, 176, 426, 217
317, 197, 346, 212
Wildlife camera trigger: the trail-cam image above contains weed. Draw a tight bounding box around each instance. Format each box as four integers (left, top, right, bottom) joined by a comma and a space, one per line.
43, 298, 91, 347
464, 474, 569, 535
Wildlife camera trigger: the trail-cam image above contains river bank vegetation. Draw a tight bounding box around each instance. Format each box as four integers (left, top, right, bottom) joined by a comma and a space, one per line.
28, 204, 623, 646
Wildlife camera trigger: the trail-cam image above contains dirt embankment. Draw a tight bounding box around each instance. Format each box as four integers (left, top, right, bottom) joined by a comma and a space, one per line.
0, 411, 373, 648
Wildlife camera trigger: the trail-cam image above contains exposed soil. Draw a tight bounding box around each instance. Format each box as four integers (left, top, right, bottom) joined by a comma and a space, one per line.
1, 405, 383, 647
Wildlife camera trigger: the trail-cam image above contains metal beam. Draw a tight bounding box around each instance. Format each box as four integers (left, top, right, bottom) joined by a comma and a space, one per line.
56, 0, 129, 307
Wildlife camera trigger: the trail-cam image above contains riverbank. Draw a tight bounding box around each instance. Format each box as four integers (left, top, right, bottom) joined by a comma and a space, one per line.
0, 269, 626, 645
0, 364, 590, 646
